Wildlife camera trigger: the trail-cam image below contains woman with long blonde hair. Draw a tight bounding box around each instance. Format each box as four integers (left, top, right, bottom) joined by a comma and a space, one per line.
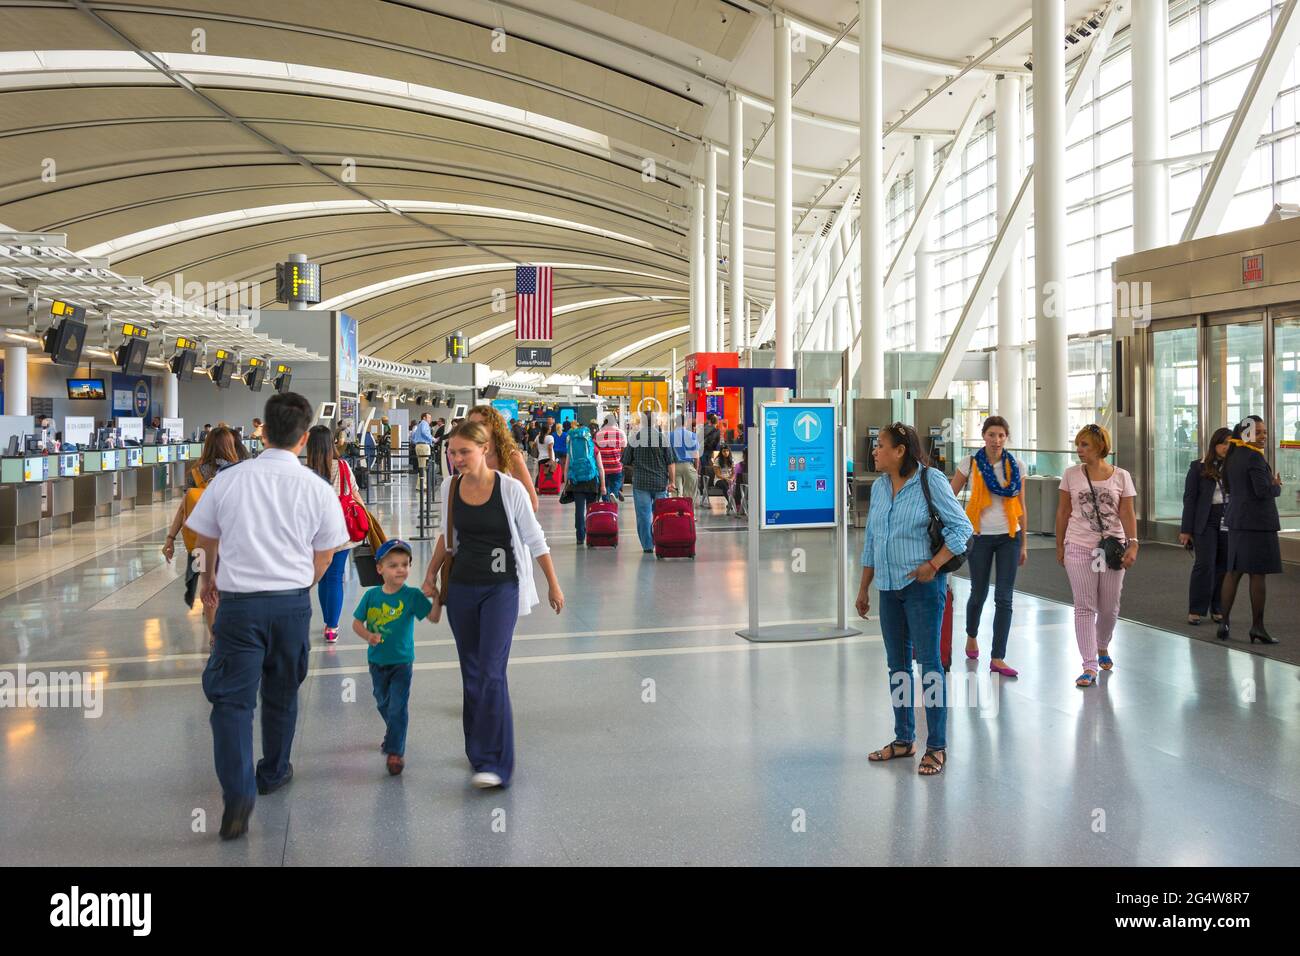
467, 405, 539, 512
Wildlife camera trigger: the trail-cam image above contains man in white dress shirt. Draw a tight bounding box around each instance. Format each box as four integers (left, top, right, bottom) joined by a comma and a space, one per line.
185, 392, 350, 840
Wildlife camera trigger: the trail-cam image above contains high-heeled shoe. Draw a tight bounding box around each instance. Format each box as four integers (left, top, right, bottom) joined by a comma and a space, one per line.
1249, 628, 1279, 645
1216, 622, 1230, 641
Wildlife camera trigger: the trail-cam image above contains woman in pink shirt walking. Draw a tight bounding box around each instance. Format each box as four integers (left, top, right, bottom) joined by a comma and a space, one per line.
1055, 424, 1139, 687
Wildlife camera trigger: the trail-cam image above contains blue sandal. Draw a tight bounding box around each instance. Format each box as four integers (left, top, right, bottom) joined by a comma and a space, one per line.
1098, 654, 1113, 670
1075, 671, 1098, 688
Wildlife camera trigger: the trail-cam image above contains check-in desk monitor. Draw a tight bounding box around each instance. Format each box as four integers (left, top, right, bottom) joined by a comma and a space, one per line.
59, 454, 81, 477
125, 448, 141, 468
23, 456, 49, 482
157, 445, 171, 464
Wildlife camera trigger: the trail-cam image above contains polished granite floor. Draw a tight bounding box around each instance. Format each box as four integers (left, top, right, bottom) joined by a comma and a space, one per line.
1, 475, 1298, 866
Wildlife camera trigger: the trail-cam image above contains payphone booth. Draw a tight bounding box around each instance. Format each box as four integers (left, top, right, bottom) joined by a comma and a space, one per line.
1113, 215, 1300, 562
684, 352, 740, 429
850, 398, 895, 527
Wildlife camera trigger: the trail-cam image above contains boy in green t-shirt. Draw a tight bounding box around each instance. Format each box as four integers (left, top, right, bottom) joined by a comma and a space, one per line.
352, 539, 433, 775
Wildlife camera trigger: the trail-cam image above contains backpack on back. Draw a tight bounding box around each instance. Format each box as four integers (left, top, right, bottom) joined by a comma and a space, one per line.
566, 427, 598, 483
180, 467, 208, 552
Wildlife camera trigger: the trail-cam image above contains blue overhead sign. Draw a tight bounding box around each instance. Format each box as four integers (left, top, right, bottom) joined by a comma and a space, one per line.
761, 403, 838, 529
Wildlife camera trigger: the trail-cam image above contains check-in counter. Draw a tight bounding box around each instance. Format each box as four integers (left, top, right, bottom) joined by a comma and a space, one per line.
0, 444, 206, 533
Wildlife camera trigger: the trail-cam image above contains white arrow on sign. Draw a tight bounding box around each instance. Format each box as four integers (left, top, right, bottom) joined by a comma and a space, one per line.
794, 412, 820, 442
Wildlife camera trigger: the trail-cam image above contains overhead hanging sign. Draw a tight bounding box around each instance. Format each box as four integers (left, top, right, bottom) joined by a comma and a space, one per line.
516, 346, 551, 368
760, 402, 838, 529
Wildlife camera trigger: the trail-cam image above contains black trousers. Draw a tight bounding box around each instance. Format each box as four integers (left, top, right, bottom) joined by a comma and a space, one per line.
1188, 503, 1227, 616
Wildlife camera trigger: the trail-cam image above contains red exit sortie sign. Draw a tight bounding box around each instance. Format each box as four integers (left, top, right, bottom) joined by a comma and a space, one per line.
1242, 254, 1264, 284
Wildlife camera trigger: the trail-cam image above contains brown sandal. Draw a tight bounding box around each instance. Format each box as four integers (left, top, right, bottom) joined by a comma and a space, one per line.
918, 748, 946, 776
868, 740, 916, 762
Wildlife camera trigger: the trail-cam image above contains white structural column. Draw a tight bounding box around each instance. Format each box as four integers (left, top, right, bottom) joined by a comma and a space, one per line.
729, 92, 746, 352
3, 347, 27, 415
830, 227, 848, 351
844, 226, 860, 353
1032, 0, 1068, 451
705, 145, 719, 352
690, 183, 705, 354
774, 15, 795, 370
913, 135, 935, 352
858, 0, 884, 396
163, 372, 179, 419
995, 74, 1025, 440
717, 275, 726, 351
1132, 0, 1170, 251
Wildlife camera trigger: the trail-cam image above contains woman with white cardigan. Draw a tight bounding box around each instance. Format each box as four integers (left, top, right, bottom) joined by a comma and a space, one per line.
422, 420, 564, 789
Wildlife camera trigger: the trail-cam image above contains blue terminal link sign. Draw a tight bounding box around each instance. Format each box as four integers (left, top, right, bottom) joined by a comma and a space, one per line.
761, 403, 838, 529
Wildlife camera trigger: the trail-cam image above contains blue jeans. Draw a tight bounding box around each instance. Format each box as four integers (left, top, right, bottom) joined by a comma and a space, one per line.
445, 581, 520, 784
317, 548, 350, 629
605, 470, 624, 498
964, 531, 1022, 659
573, 490, 599, 542
877, 576, 948, 751
633, 488, 668, 550
370, 662, 413, 756
202, 589, 312, 801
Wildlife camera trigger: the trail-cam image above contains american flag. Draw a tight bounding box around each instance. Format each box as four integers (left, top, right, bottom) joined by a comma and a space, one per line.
515, 265, 553, 341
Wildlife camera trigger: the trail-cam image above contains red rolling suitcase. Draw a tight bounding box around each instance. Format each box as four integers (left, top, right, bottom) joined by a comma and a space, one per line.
913, 585, 953, 671
652, 496, 696, 559
536, 463, 561, 496
940, 585, 953, 671
585, 500, 619, 547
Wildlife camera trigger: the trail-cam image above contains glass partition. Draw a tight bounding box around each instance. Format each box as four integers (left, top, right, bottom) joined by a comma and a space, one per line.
1275, 316, 1300, 532
1207, 319, 1266, 435
1152, 326, 1200, 520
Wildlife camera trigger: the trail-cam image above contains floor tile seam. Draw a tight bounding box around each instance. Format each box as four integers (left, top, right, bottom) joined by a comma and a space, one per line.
91, 635, 882, 691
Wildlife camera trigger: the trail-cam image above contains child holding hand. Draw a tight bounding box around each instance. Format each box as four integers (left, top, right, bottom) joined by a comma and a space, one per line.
353, 539, 433, 775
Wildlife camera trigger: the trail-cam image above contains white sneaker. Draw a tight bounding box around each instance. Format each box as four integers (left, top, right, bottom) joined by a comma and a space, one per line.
470, 772, 503, 789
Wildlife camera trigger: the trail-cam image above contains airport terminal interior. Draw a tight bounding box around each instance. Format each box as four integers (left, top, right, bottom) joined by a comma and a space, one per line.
1, 0, 1299, 868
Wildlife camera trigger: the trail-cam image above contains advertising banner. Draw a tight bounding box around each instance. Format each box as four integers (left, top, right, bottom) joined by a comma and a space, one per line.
111, 372, 152, 417
337, 311, 358, 396
64, 416, 95, 446
491, 398, 520, 422
117, 417, 144, 442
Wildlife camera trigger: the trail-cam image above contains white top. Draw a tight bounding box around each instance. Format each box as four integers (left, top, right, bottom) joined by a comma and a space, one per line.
957, 454, 1012, 536
536, 434, 555, 461
1212, 481, 1225, 505
440, 471, 550, 616
185, 448, 351, 593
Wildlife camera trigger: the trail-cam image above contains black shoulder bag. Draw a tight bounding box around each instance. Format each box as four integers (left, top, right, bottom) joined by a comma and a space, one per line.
1084, 468, 1127, 570
918, 465, 965, 573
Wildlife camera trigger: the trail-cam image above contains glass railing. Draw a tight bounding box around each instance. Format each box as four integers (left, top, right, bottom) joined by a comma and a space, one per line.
957, 446, 1076, 478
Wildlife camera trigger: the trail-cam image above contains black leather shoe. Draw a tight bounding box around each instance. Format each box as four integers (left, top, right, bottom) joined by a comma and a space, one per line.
256, 762, 293, 796
219, 798, 254, 840
1216, 622, 1230, 641
1249, 628, 1280, 645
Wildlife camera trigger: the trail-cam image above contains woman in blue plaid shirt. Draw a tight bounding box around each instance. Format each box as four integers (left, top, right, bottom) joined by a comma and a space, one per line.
856, 423, 972, 777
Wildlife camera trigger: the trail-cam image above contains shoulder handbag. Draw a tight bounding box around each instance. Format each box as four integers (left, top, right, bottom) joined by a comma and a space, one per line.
437, 475, 462, 599
180, 467, 208, 552
918, 465, 965, 573
1083, 467, 1126, 570
338, 460, 370, 543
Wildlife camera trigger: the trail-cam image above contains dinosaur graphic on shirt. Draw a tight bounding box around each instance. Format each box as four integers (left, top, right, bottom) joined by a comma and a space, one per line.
365, 600, 405, 641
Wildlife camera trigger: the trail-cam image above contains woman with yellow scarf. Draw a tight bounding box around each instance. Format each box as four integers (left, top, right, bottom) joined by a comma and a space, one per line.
950, 416, 1027, 676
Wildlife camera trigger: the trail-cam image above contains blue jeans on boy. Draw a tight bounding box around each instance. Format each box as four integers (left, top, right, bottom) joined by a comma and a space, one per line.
202, 588, 312, 801
573, 490, 598, 542
370, 662, 413, 756
317, 548, 350, 629
633, 488, 668, 550
605, 470, 624, 499
877, 576, 948, 751
964, 530, 1022, 660
445, 580, 520, 784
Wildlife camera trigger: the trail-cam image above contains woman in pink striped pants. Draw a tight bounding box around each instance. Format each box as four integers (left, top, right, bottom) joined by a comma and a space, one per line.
1055, 425, 1139, 688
